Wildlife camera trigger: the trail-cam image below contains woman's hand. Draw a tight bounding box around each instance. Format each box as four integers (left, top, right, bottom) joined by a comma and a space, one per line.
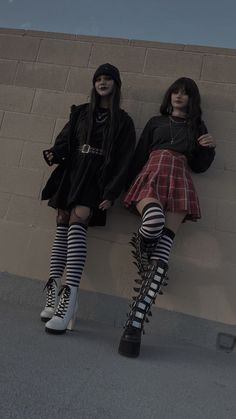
197, 134, 216, 148
99, 200, 112, 211
43, 149, 55, 166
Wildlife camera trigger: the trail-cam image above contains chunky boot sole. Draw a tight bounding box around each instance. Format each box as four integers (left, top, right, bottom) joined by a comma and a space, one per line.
45, 326, 67, 335
118, 337, 141, 358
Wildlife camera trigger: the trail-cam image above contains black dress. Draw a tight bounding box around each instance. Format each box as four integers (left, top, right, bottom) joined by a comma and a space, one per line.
48, 108, 108, 211
42, 104, 136, 226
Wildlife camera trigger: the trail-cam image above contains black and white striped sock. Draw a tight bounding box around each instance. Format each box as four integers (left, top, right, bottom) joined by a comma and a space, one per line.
66, 223, 87, 288
151, 227, 175, 265
49, 225, 68, 280
139, 203, 165, 242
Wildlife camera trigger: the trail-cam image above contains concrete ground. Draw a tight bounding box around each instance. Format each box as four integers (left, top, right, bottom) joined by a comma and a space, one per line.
0, 274, 236, 419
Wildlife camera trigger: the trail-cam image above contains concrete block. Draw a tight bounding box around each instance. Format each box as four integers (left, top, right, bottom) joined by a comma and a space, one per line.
19, 227, 55, 280
0, 166, 44, 198
36, 201, 56, 229
139, 102, 161, 128
88, 204, 140, 246
200, 81, 236, 112
0, 192, 11, 218
216, 200, 236, 233
6, 195, 40, 225
0, 85, 35, 113
144, 49, 202, 78
27, 29, 77, 41
0, 111, 3, 127
174, 223, 236, 268
217, 333, 236, 352
66, 67, 95, 95
173, 225, 222, 268
0, 59, 18, 84
121, 99, 142, 128
0, 220, 32, 273
131, 39, 184, 50
0, 34, 40, 60
0, 113, 55, 143
185, 44, 236, 56
38, 39, 91, 67
202, 54, 236, 83
0, 137, 23, 166
210, 141, 224, 170
5, 193, 55, 228
82, 236, 136, 297
193, 169, 236, 201
76, 34, 129, 45
20, 142, 48, 170
15, 62, 69, 91
197, 197, 217, 230
160, 256, 236, 324
89, 44, 146, 73
203, 110, 236, 142
122, 73, 171, 102
224, 142, 236, 172
0, 28, 25, 36
32, 90, 87, 117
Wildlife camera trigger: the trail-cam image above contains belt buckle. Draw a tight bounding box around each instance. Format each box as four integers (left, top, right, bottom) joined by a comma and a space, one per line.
81, 144, 91, 154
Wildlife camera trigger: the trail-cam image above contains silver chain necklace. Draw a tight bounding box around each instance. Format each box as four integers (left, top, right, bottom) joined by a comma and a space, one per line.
169, 116, 186, 144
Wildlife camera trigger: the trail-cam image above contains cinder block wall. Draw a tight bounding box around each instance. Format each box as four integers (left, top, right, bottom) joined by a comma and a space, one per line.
0, 28, 236, 325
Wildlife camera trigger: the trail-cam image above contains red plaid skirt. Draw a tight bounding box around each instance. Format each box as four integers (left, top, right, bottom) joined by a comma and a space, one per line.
123, 149, 201, 221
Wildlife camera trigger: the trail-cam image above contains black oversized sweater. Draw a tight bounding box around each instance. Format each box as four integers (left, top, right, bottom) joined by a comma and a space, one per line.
126, 115, 215, 188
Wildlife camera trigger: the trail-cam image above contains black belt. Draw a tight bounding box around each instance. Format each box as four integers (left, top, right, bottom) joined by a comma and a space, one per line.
78, 144, 104, 156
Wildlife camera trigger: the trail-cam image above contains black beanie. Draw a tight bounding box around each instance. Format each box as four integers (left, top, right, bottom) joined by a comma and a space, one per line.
92, 63, 121, 88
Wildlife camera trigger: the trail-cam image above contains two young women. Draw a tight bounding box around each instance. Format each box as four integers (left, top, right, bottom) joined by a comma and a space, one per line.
41, 66, 215, 357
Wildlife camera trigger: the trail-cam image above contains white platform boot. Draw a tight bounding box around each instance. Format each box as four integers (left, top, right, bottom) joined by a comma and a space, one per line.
40, 277, 62, 322
45, 285, 78, 334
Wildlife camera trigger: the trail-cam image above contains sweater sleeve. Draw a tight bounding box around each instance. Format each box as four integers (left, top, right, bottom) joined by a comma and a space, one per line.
102, 116, 136, 202
187, 121, 216, 173
52, 120, 71, 163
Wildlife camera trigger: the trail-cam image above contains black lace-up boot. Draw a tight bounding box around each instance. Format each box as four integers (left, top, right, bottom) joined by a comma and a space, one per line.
130, 232, 158, 279
118, 259, 168, 358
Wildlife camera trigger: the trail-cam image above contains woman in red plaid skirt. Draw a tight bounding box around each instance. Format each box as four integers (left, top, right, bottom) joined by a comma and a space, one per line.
119, 77, 216, 358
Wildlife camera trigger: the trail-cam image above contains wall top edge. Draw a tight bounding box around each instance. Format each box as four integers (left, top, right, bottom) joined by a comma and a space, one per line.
0, 27, 236, 56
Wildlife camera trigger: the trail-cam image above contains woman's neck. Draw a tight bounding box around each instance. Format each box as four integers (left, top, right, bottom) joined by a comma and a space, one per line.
99, 97, 111, 109
171, 109, 187, 118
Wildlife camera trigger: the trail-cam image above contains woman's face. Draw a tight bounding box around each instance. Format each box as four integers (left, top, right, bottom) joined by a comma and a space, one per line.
171, 88, 189, 112
94, 75, 115, 97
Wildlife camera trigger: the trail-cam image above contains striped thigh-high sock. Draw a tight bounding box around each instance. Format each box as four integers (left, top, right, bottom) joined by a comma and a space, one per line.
66, 223, 87, 288
150, 227, 175, 265
139, 202, 165, 243
49, 224, 68, 280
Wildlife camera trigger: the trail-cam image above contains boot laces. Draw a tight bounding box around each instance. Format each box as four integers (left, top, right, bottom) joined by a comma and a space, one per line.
44, 278, 57, 308
54, 285, 71, 318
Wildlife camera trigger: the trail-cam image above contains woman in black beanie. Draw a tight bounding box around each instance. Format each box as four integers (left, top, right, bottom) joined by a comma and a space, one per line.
40, 63, 135, 334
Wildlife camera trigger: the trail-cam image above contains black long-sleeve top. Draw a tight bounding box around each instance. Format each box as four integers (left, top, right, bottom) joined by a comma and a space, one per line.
126, 115, 215, 188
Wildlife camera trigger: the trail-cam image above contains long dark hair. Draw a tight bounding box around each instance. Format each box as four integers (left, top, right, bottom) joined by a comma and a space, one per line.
84, 82, 121, 155
160, 77, 202, 138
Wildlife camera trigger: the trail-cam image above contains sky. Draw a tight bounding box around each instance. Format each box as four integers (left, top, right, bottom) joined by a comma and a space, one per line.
0, 0, 236, 49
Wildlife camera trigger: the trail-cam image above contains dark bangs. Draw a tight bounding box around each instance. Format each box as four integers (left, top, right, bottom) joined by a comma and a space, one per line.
160, 77, 201, 117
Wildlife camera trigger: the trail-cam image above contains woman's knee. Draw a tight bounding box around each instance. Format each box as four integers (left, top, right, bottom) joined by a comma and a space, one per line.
56, 209, 70, 225
69, 206, 91, 225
